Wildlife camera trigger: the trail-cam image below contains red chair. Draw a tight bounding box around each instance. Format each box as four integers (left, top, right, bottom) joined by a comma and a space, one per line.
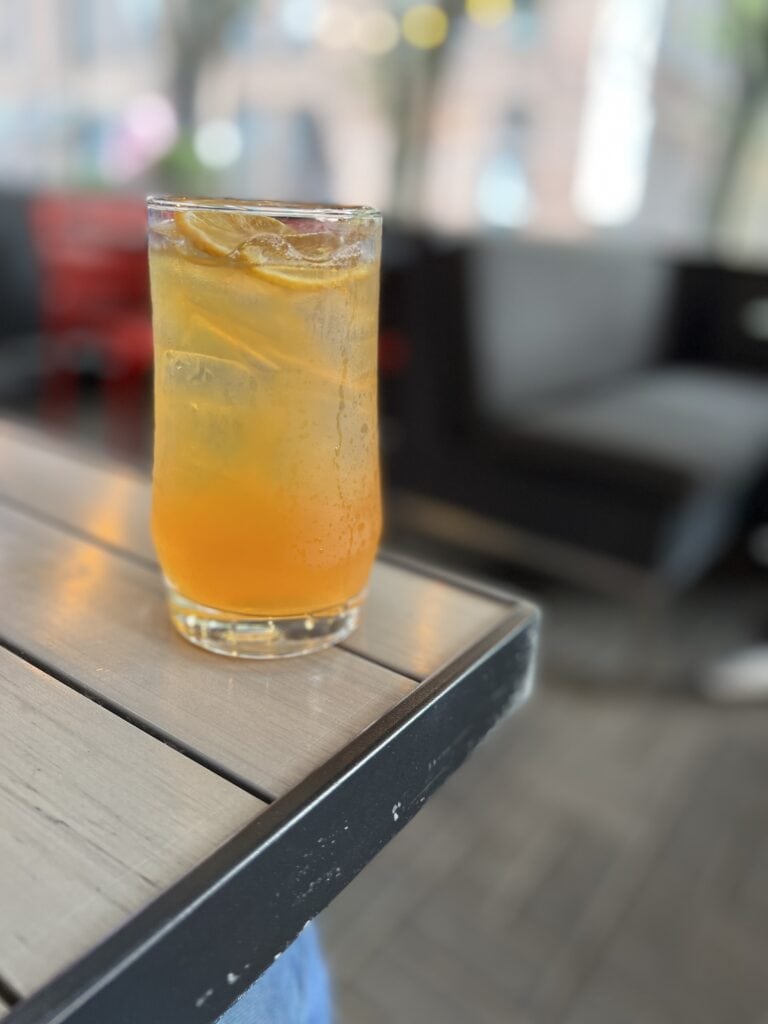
30, 193, 153, 449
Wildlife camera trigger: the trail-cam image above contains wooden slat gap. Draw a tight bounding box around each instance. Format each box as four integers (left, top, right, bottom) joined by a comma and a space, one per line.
0, 491, 156, 573
336, 641, 422, 683
0, 636, 275, 806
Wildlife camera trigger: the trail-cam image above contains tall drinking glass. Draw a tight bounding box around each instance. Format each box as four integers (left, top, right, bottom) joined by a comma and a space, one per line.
147, 198, 382, 658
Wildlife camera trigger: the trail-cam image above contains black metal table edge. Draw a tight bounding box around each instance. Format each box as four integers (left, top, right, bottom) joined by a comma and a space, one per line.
5, 589, 539, 1024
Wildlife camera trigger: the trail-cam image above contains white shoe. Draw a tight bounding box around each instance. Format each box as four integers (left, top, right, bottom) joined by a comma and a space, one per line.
699, 644, 768, 702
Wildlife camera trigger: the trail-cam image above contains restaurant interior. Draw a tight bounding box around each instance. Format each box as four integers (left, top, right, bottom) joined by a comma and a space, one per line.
2, 1, 768, 1020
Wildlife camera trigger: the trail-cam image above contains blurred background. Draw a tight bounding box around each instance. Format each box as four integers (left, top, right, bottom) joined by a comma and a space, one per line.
2, 0, 768, 1020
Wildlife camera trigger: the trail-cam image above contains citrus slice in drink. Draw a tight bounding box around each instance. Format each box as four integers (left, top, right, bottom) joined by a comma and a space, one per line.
175, 211, 288, 258
243, 248, 373, 290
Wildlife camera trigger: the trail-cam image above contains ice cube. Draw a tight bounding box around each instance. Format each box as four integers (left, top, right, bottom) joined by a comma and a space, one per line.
157, 350, 265, 471
243, 226, 361, 267
182, 312, 280, 375
242, 232, 295, 266
161, 349, 258, 405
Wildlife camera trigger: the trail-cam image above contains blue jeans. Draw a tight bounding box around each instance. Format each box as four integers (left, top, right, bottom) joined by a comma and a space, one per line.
216, 925, 333, 1024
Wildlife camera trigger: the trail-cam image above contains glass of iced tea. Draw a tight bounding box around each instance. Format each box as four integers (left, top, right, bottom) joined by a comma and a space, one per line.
147, 197, 382, 658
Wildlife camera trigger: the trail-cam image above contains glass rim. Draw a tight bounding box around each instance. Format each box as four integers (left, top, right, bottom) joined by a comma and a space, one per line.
146, 195, 381, 221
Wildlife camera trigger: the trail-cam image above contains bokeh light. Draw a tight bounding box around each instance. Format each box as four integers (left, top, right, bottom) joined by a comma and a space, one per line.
280, 0, 324, 42
124, 93, 178, 153
402, 4, 449, 50
103, 92, 177, 182
316, 4, 361, 49
355, 9, 400, 55
193, 119, 243, 169
465, 0, 513, 28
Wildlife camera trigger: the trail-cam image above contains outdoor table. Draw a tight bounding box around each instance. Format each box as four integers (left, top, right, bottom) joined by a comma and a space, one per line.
0, 419, 538, 1024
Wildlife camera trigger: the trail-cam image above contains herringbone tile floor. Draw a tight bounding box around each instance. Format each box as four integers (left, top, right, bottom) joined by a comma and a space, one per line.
321, 675, 768, 1023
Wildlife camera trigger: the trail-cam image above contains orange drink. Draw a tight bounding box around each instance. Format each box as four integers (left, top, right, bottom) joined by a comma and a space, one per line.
147, 198, 382, 657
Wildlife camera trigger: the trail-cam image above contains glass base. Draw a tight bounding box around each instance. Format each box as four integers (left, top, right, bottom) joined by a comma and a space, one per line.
166, 584, 363, 659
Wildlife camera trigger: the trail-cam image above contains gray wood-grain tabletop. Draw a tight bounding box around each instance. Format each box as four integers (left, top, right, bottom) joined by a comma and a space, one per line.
0, 419, 521, 1009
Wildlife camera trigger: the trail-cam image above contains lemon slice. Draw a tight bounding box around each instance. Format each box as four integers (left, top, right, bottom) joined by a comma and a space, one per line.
245, 258, 372, 290
175, 211, 288, 258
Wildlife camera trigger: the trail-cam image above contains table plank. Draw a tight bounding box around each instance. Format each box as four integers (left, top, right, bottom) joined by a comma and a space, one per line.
0, 503, 414, 798
0, 421, 510, 678
0, 421, 153, 564
353, 561, 510, 678
0, 646, 260, 997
